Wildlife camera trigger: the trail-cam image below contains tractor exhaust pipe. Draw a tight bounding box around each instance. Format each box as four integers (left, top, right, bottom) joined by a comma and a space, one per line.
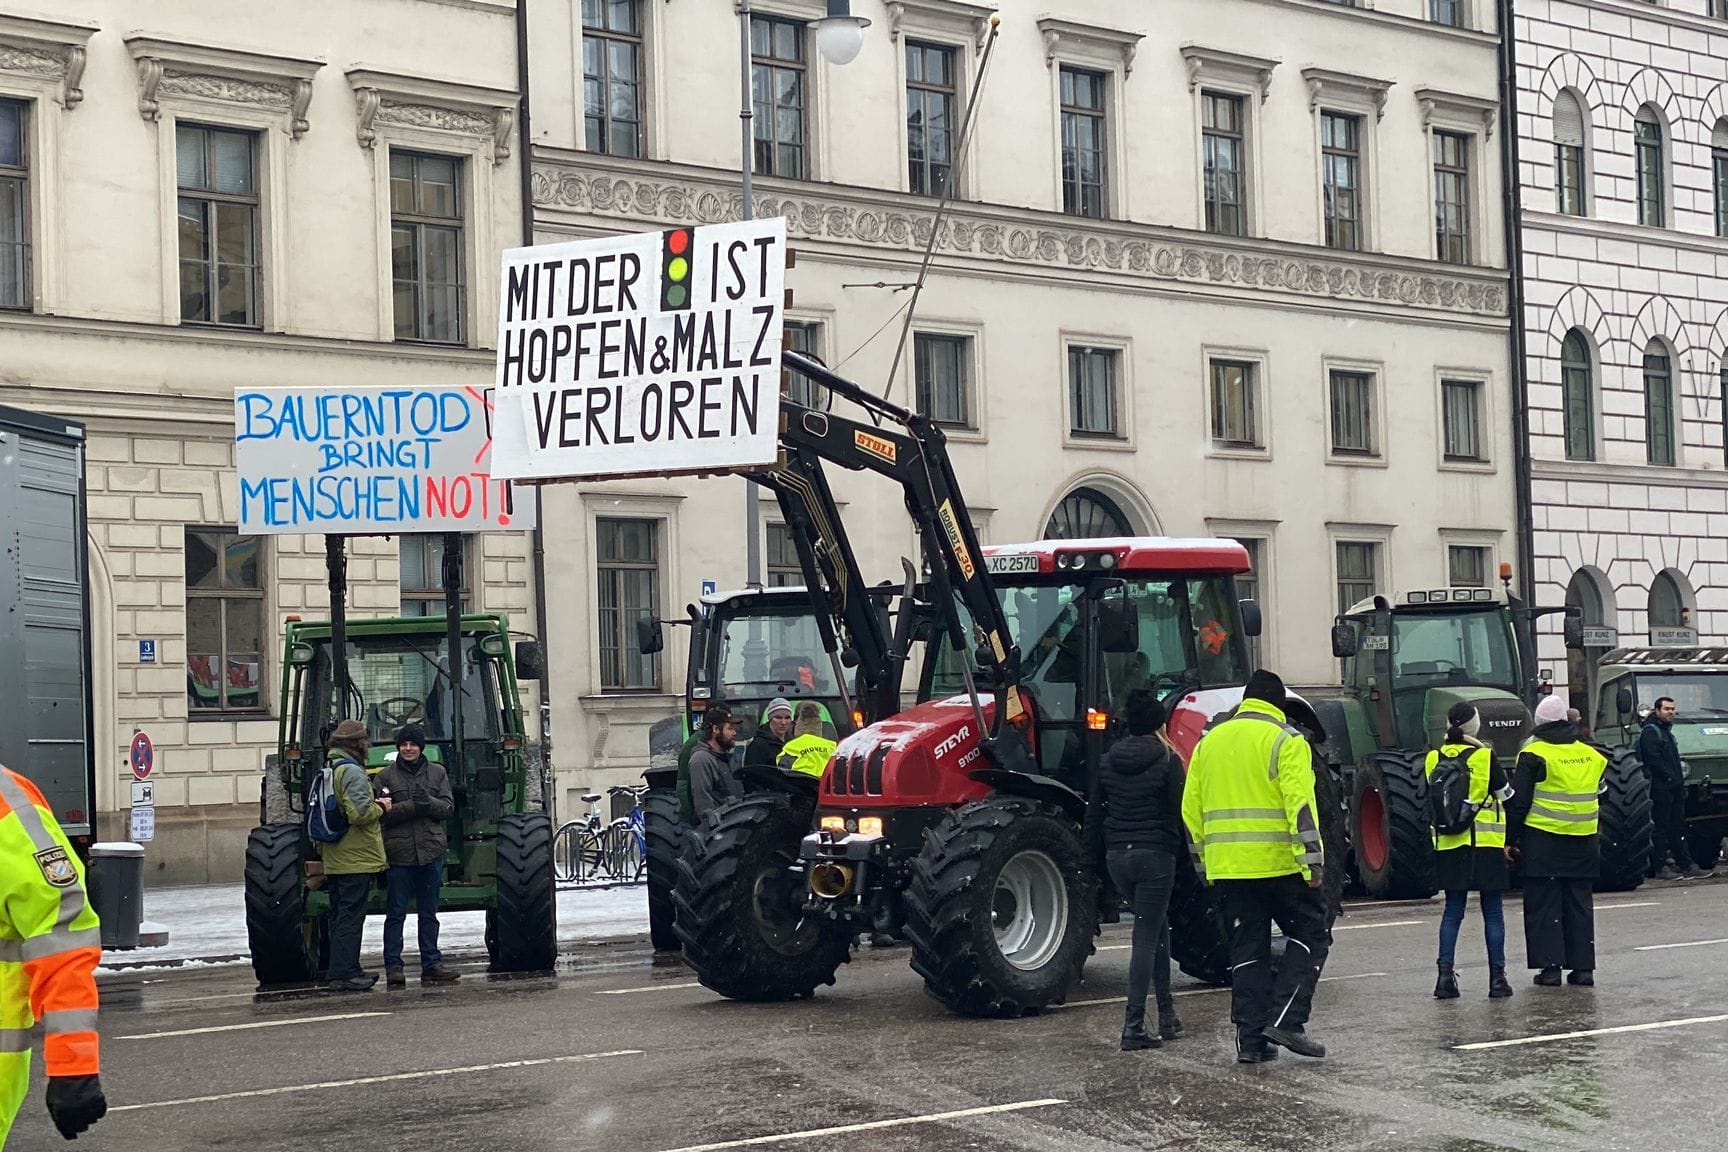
809, 861, 856, 899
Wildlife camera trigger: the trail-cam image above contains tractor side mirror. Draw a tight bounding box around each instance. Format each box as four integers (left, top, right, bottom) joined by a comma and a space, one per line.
1562, 606, 1584, 650
1331, 623, 1359, 659
636, 616, 664, 656
1099, 596, 1140, 654
1616, 686, 1635, 717
1239, 599, 1263, 639
513, 640, 545, 681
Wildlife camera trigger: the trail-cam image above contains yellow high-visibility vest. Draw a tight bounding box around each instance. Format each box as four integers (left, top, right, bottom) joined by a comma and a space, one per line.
1521, 738, 1607, 837
1424, 743, 1510, 851
1181, 699, 1322, 881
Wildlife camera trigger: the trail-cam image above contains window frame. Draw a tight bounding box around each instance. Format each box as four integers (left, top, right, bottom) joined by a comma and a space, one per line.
1201, 89, 1248, 237
185, 527, 268, 718
1439, 375, 1489, 466
1643, 341, 1676, 467
1553, 89, 1588, 218
1712, 120, 1728, 239
910, 326, 982, 436
175, 121, 262, 329
750, 13, 810, 180
1208, 518, 1278, 670
1203, 347, 1271, 459
1064, 340, 1127, 443
765, 521, 804, 588
595, 516, 664, 693
782, 317, 827, 410
1320, 109, 1363, 251
1447, 543, 1489, 588
1057, 64, 1109, 220
581, 0, 646, 159
398, 533, 473, 617
1209, 357, 1261, 451
1560, 329, 1596, 463
905, 38, 959, 199
0, 96, 28, 312
1325, 360, 1384, 464
1429, 0, 1466, 27
389, 149, 467, 346
1333, 537, 1385, 616
1635, 106, 1667, 229
1432, 129, 1473, 266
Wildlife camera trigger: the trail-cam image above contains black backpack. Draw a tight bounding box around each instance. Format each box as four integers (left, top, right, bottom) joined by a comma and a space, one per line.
1427, 749, 1478, 837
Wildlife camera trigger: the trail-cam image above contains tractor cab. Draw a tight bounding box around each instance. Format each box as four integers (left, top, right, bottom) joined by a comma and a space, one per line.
1331, 587, 1532, 762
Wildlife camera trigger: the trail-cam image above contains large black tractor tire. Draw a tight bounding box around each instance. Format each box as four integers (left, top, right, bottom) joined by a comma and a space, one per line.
1313, 747, 1349, 925
644, 786, 684, 953
1597, 750, 1653, 893
1166, 850, 1230, 986
904, 796, 1098, 1017
244, 824, 319, 986
673, 793, 851, 1001
1351, 751, 1436, 900
490, 812, 558, 972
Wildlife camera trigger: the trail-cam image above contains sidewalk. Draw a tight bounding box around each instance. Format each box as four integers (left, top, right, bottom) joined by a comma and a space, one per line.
102, 881, 650, 970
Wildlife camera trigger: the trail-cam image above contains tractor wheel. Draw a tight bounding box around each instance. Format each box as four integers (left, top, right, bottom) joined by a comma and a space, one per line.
904, 796, 1097, 1017
1688, 830, 1724, 870
491, 812, 557, 972
644, 786, 684, 953
1351, 751, 1436, 900
673, 793, 851, 1000
1312, 745, 1349, 925
1597, 750, 1653, 893
1166, 849, 1229, 986
244, 824, 319, 986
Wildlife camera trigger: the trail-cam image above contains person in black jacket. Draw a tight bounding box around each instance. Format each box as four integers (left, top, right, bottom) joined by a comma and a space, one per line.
1097, 688, 1186, 1051
1638, 698, 1708, 879
745, 698, 794, 770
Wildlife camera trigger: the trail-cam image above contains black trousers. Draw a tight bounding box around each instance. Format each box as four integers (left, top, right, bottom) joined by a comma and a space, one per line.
325, 872, 377, 981
1216, 875, 1330, 1040
1105, 848, 1175, 1012
1652, 787, 1695, 871
1522, 876, 1595, 971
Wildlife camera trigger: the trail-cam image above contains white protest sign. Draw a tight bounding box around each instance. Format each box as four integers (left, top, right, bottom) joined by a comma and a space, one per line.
490, 217, 786, 482
235, 385, 535, 534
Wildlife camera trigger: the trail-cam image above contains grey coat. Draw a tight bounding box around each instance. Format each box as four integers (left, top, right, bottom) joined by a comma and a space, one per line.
377, 754, 454, 867
689, 743, 743, 821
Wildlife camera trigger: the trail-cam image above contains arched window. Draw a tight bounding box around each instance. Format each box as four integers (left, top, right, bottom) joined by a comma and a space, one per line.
1635, 105, 1666, 227
1554, 90, 1588, 216
1561, 329, 1594, 462
1045, 487, 1133, 540
1649, 570, 1687, 632
1644, 340, 1674, 466
1713, 118, 1728, 238
1566, 568, 1605, 630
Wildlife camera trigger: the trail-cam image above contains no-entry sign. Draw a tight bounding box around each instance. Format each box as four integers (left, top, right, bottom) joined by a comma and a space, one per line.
130, 731, 154, 780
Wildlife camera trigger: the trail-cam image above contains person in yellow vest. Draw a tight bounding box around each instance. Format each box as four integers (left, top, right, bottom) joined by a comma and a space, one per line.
1506, 694, 1608, 987
776, 702, 836, 777
1183, 670, 1329, 1063
1, 765, 107, 1144
1425, 703, 1515, 1001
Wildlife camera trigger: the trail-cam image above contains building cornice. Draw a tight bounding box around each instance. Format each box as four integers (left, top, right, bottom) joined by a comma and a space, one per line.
886, 0, 996, 49
124, 32, 325, 137
0, 13, 96, 109
345, 67, 518, 162
531, 153, 1508, 320
1037, 17, 1144, 76
1548, 0, 1728, 40
1180, 44, 1278, 103
1523, 209, 1728, 260
1302, 67, 1392, 120
1416, 86, 1499, 139
1235, 0, 1499, 47
0, 311, 497, 363
1533, 458, 1728, 490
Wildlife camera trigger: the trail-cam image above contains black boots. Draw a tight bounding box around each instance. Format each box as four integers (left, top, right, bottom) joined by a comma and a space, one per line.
1433, 963, 1460, 1000
1157, 1001, 1185, 1041
1121, 1004, 1161, 1051
1567, 969, 1594, 986
1488, 968, 1514, 999
1263, 1025, 1326, 1058
1236, 1034, 1278, 1063
1534, 966, 1562, 986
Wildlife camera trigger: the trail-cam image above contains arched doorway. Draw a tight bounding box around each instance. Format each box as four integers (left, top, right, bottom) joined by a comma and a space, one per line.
1565, 567, 1613, 709
1044, 487, 1133, 540
1648, 568, 1694, 644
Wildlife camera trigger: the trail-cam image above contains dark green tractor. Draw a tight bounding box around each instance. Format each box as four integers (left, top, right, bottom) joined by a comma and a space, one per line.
1313, 586, 1650, 898
244, 611, 555, 984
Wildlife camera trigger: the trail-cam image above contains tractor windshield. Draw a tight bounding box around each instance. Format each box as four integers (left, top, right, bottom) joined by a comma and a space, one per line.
299, 632, 501, 750
1632, 674, 1728, 719
1386, 608, 1519, 693
713, 610, 834, 697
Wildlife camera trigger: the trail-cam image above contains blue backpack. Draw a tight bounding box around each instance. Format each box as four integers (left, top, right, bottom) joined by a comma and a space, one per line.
307, 758, 352, 843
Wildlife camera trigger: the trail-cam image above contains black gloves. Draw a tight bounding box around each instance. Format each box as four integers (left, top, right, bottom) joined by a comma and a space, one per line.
46, 1074, 107, 1140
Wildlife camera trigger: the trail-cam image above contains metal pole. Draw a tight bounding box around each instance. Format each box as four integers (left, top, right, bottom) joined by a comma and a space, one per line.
325, 535, 349, 722
740, 0, 763, 589
443, 532, 466, 781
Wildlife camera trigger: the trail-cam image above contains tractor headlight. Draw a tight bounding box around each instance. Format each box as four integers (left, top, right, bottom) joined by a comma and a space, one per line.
820, 815, 846, 832
857, 816, 884, 838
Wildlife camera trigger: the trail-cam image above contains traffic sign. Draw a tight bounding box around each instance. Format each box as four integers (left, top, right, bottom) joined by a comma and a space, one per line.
129, 806, 156, 843
131, 779, 154, 807
130, 731, 154, 780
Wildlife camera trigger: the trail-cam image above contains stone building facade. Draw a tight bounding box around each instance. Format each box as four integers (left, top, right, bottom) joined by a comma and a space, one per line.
527, 0, 1517, 809
1514, 0, 1728, 703
0, 0, 535, 882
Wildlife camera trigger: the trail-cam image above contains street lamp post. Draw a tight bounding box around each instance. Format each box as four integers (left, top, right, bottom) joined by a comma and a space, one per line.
739, 0, 870, 590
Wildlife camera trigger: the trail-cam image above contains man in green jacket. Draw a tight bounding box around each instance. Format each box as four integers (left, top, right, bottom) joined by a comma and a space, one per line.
322, 718, 387, 991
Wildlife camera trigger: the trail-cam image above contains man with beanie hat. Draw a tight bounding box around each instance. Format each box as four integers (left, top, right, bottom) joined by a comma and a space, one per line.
1508, 693, 1608, 987
1096, 689, 1187, 1051
376, 725, 459, 987
321, 719, 388, 991
746, 698, 795, 770
1183, 669, 1331, 1062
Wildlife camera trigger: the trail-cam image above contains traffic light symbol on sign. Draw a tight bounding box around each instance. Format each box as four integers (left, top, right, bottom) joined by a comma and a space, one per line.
661, 227, 692, 311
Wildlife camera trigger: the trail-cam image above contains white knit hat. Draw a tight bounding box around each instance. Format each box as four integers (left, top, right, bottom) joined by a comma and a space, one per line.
1534, 695, 1568, 724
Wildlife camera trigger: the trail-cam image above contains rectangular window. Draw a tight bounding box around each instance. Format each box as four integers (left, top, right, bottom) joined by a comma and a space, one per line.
597, 518, 660, 690
784, 321, 823, 409
1203, 91, 1245, 236
582, 0, 644, 158
1059, 66, 1107, 219
177, 124, 260, 326
914, 333, 971, 427
1714, 147, 1728, 238
1209, 359, 1259, 448
0, 99, 27, 311
1321, 111, 1361, 251
906, 41, 956, 198
751, 15, 807, 179
390, 152, 465, 345
1430, 0, 1463, 25
1329, 369, 1377, 456
186, 530, 264, 712
1068, 346, 1119, 437
1635, 118, 1664, 227
1433, 131, 1471, 264
1233, 537, 1265, 665
767, 522, 803, 587
1448, 545, 1488, 588
1645, 350, 1674, 466
1336, 541, 1379, 614
399, 534, 470, 617
1441, 379, 1483, 461
1556, 140, 1586, 217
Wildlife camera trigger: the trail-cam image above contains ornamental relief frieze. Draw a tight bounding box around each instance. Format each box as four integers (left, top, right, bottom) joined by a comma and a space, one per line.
0, 42, 86, 108
533, 169, 1507, 317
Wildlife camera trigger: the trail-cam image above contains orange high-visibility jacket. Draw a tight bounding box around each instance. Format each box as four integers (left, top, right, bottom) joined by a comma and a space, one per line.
0, 766, 102, 1082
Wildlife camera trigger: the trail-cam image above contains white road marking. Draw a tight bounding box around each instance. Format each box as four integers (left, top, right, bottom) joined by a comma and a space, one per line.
1633, 937, 1728, 952
110, 1049, 644, 1111
111, 991, 260, 1009
654, 1098, 1069, 1152
1599, 901, 1662, 911
594, 981, 705, 995
116, 1012, 389, 1040
1096, 944, 1131, 952
1454, 1014, 1728, 1051
1332, 920, 1423, 932
1061, 972, 1390, 1010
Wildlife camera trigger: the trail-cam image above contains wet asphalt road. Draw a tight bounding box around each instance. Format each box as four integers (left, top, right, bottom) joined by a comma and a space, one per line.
12, 880, 1728, 1152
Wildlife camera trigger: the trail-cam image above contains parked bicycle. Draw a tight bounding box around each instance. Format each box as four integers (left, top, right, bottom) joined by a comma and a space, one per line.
553, 785, 648, 884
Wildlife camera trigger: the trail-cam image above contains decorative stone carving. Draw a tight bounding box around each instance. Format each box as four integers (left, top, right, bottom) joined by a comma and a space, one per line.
125, 35, 324, 138
346, 68, 519, 166
1416, 87, 1499, 141
1302, 67, 1391, 121
159, 70, 292, 109
1036, 17, 1143, 77
0, 12, 95, 111
884, 0, 996, 49
0, 44, 61, 77
531, 167, 1507, 318
1181, 45, 1279, 104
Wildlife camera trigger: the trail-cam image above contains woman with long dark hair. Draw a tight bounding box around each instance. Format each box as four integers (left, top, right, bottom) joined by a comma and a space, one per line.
1426, 701, 1514, 1000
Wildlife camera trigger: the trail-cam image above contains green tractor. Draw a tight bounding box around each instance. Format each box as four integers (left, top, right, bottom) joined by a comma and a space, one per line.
1313, 584, 1651, 898
244, 604, 555, 985
1588, 647, 1728, 870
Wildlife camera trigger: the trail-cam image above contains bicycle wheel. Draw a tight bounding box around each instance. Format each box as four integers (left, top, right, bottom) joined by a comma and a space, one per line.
552, 822, 583, 883
577, 830, 607, 883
